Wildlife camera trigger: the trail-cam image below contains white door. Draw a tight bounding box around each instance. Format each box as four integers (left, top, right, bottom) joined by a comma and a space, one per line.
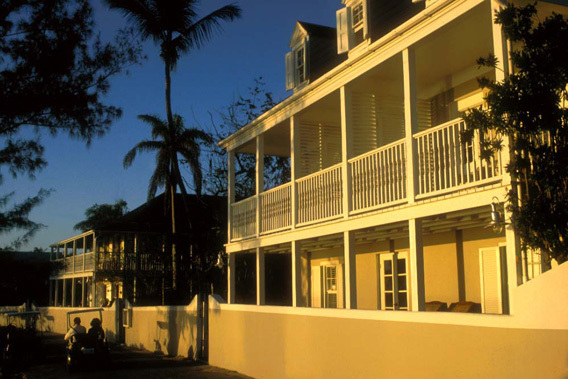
379, 252, 409, 311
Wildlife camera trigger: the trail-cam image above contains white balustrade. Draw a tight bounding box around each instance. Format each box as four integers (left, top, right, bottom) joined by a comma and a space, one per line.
414, 118, 502, 196
349, 140, 407, 212
260, 183, 292, 234
296, 164, 343, 225
231, 196, 257, 240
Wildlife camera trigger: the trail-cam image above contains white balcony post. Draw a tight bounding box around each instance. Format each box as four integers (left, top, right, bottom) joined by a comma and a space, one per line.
62, 278, 67, 307
256, 135, 264, 237
340, 86, 353, 217
49, 280, 54, 306
292, 240, 302, 307
72, 240, 76, 274
505, 206, 520, 313
81, 277, 86, 308
227, 150, 235, 241
228, 252, 236, 304
256, 247, 265, 305
409, 218, 425, 311
290, 116, 300, 229
491, 0, 508, 82
403, 48, 419, 203
55, 280, 60, 306
343, 231, 357, 309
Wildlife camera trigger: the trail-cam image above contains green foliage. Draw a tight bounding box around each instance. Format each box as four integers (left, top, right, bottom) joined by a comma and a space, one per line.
74, 199, 128, 232
463, 3, 568, 263
205, 78, 291, 198
123, 114, 212, 198
0, 0, 143, 246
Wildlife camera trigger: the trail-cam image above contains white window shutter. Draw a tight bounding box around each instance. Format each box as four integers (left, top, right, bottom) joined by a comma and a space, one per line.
479, 248, 503, 314
362, 0, 369, 39
285, 51, 294, 91
311, 265, 322, 308
336, 7, 352, 54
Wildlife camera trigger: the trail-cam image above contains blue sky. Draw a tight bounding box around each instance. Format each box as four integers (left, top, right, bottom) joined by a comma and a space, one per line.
2, 0, 341, 250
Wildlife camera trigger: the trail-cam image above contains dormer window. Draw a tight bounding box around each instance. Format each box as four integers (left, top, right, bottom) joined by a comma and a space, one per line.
336, 0, 368, 54
296, 47, 306, 84
286, 42, 308, 91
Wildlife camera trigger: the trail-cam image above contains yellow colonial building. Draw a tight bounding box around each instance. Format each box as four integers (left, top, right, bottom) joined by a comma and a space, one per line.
210, 0, 568, 378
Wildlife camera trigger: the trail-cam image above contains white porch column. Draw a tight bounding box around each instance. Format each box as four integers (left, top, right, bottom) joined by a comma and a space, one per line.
55, 280, 59, 306
505, 206, 520, 313
81, 277, 86, 307
228, 252, 236, 304
227, 150, 236, 242
292, 240, 302, 307
256, 135, 264, 237
403, 48, 419, 203
290, 116, 300, 229
71, 277, 76, 307
256, 247, 265, 305
62, 278, 67, 307
491, 0, 509, 82
49, 280, 54, 306
340, 86, 353, 217
343, 231, 357, 309
72, 241, 76, 274
409, 218, 425, 311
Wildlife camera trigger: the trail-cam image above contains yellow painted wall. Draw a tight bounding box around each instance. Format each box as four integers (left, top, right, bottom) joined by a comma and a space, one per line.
35, 307, 118, 342
210, 256, 568, 379
423, 231, 459, 304
124, 299, 200, 358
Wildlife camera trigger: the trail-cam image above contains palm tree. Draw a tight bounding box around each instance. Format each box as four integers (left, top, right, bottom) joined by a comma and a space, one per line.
123, 114, 212, 292
106, 0, 240, 293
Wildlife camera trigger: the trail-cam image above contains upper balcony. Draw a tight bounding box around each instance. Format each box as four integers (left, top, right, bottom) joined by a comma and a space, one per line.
224, 1, 504, 244
51, 231, 95, 276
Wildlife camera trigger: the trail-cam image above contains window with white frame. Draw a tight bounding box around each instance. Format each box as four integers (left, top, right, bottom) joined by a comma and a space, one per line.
378, 252, 409, 311
285, 42, 308, 91
336, 0, 368, 54
311, 262, 343, 308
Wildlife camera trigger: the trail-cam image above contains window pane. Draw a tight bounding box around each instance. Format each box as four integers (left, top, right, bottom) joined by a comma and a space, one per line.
397, 276, 407, 291
398, 293, 408, 308
327, 293, 337, 308
385, 293, 393, 308
384, 276, 393, 291
384, 260, 392, 275
397, 258, 406, 274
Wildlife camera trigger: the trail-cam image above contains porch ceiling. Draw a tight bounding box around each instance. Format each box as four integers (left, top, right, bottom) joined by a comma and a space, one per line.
414, 1, 493, 95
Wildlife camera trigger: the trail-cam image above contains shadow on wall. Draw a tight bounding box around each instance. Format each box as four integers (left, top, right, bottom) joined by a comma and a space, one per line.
156, 301, 198, 358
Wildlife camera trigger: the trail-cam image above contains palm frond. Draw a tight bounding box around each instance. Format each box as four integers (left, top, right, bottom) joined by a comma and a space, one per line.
138, 114, 169, 140
173, 4, 241, 59
123, 140, 164, 168
104, 0, 163, 42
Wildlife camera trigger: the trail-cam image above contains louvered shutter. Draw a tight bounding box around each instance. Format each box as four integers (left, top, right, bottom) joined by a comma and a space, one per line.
299, 124, 320, 177
311, 265, 322, 307
336, 7, 352, 54
285, 51, 294, 91
352, 92, 378, 156
362, 0, 369, 39
376, 96, 405, 146
320, 124, 341, 169
479, 247, 503, 314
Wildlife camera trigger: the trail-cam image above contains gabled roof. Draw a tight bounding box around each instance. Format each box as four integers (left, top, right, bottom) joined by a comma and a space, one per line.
290, 21, 336, 47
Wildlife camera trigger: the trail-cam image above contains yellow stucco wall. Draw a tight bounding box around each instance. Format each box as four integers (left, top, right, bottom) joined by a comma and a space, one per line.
124, 299, 200, 358
209, 261, 568, 379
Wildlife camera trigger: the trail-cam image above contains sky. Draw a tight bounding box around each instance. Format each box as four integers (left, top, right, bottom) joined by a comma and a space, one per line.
2, 0, 342, 251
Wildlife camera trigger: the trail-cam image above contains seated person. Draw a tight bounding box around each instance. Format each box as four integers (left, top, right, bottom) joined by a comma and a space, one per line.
64, 317, 86, 342
88, 318, 105, 341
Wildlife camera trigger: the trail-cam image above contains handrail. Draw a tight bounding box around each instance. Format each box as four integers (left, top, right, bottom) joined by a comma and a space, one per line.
296, 162, 342, 183
348, 138, 406, 163
413, 117, 464, 138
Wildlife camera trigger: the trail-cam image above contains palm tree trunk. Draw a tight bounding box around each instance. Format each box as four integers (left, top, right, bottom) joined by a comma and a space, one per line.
165, 53, 178, 292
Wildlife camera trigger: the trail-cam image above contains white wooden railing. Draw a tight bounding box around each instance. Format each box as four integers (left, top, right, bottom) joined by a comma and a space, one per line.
350, 140, 407, 212
260, 183, 292, 234
296, 163, 343, 225
231, 197, 257, 240
414, 118, 502, 196
59, 252, 95, 274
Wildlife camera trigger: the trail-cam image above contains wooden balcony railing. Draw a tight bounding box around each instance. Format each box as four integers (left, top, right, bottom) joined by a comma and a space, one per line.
296, 163, 343, 225
414, 118, 502, 197
231, 196, 257, 240
228, 118, 504, 242
350, 140, 407, 213
59, 252, 95, 274
261, 183, 292, 234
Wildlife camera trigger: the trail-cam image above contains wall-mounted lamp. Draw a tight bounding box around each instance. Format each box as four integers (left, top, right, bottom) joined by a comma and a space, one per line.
486, 197, 508, 233
214, 251, 225, 269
